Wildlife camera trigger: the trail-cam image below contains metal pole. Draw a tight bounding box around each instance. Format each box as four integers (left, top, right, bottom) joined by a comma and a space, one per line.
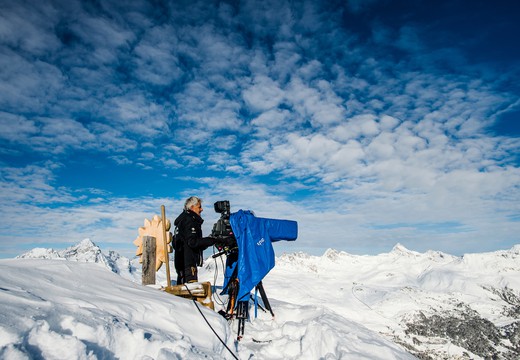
257, 281, 274, 317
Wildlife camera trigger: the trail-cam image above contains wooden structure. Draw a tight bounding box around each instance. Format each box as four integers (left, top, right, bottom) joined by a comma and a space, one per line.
133, 213, 172, 272
160, 205, 172, 288
141, 236, 157, 285
164, 282, 215, 310
134, 207, 214, 310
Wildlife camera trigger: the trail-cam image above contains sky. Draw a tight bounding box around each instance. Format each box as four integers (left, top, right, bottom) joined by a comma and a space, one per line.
0, 0, 519, 259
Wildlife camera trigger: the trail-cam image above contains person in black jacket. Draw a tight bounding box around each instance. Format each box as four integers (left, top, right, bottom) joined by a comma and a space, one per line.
173, 196, 216, 284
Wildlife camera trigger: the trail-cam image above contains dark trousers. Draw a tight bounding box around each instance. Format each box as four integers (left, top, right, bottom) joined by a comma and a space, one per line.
176, 266, 198, 284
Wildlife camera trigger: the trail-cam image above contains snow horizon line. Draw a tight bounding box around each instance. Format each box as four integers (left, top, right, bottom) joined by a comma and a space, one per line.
17, 237, 520, 261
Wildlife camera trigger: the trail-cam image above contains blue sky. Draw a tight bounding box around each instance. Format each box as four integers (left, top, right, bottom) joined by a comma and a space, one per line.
1, 0, 519, 259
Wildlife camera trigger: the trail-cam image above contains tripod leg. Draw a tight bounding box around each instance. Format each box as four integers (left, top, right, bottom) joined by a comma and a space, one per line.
236, 300, 248, 340
257, 281, 274, 318
226, 278, 239, 317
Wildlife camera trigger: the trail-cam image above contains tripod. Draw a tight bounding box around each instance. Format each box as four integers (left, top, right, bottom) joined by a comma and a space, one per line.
214, 247, 275, 340
234, 281, 274, 340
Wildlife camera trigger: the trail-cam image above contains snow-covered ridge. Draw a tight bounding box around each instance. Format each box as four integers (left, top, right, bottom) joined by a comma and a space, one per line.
277, 243, 458, 274
9, 240, 520, 359
16, 238, 137, 281
18, 238, 105, 262
277, 243, 519, 270
271, 243, 520, 359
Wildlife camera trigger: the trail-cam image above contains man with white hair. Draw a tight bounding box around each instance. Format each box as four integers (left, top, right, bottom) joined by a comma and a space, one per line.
173, 196, 217, 284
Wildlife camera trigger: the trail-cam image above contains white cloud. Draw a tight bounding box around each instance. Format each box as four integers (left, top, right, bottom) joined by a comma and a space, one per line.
271, 41, 303, 80
0, 114, 101, 154
0, 2, 62, 55
326, 140, 366, 173
243, 76, 285, 112
329, 114, 380, 142
0, 162, 71, 205
0, 50, 66, 114
100, 93, 170, 139
88, 122, 137, 152
174, 81, 243, 138
0, 0, 519, 258
70, 14, 135, 64
0, 112, 38, 142
132, 24, 183, 85
365, 132, 395, 159
286, 77, 346, 127
251, 108, 291, 131
109, 155, 132, 165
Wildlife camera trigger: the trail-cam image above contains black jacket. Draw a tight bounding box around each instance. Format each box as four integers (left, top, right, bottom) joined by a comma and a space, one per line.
173, 210, 214, 270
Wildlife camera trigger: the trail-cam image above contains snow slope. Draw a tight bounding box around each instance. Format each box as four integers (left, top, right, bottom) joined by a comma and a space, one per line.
0, 258, 233, 359
2, 240, 519, 359
259, 245, 520, 359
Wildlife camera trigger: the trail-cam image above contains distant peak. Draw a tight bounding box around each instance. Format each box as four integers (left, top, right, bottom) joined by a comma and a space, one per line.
324, 248, 339, 257
77, 238, 97, 248
15, 240, 134, 280
510, 244, 520, 255
390, 243, 420, 256
391, 243, 409, 252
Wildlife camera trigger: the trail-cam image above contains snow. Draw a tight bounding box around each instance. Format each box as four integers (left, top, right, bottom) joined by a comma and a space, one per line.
1, 240, 519, 359
0, 259, 231, 359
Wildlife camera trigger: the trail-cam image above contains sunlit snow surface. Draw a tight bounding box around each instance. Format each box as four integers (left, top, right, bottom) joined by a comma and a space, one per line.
2, 240, 519, 359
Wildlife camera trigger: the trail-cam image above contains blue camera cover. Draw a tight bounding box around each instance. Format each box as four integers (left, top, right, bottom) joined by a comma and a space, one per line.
223, 210, 297, 301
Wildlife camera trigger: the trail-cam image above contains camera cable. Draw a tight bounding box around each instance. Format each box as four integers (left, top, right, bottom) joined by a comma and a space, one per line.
183, 284, 239, 360
211, 246, 227, 308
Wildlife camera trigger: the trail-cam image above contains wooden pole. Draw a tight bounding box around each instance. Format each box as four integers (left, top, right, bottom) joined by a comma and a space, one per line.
161, 205, 172, 287
142, 236, 156, 285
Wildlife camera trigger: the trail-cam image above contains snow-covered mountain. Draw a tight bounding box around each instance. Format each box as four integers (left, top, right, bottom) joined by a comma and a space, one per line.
267, 244, 520, 359
16, 239, 139, 281
4, 240, 520, 359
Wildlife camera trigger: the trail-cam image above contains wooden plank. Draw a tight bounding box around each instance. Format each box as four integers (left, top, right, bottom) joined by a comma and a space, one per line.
142, 236, 156, 285
161, 205, 172, 287
164, 282, 214, 309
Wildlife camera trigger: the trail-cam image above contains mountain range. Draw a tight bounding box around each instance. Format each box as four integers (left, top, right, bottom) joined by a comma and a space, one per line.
6, 239, 519, 359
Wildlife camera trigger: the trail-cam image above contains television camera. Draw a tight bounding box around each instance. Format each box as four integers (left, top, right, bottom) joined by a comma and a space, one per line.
211, 200, 237, 256
208, 200, 298, 340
